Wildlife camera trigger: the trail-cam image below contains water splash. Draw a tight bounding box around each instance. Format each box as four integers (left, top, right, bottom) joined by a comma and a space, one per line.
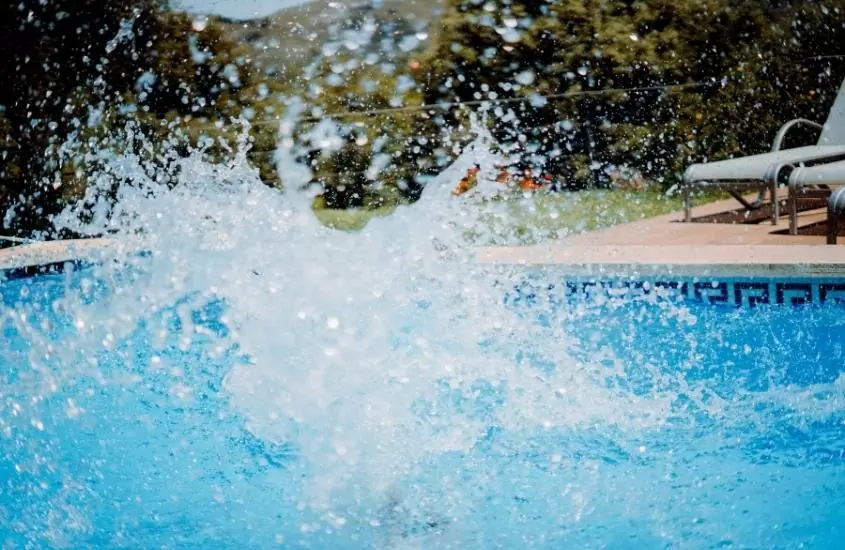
2, 121, 844, 547
43, 124, 653, 506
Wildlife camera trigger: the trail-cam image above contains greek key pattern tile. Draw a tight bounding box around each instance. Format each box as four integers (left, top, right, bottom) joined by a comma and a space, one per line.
0, 260, 93, 282
507, 279, 845, 307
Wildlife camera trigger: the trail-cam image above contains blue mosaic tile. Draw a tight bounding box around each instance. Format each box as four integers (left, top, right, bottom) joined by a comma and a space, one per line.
505, 277, 845, 308
0, 260, 96, 282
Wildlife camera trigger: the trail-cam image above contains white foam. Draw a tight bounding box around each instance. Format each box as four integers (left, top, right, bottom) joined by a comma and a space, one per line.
38, 122, 681, 515
39, 120, 844, 533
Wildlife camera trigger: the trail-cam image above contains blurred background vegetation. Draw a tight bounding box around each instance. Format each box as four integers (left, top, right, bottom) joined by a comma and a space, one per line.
3, 0, 845, 236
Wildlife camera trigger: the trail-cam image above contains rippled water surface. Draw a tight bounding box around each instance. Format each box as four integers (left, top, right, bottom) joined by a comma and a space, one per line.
0, 127, 842, 550
2, 260, 844, 548
7, 0, 845, 546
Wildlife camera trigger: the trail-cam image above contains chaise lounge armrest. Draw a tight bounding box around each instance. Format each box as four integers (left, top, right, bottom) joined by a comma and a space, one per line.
770, 118, 823, 152
786, 160, 845, 235
828, 186, 845, 244
683, 145, 845, 185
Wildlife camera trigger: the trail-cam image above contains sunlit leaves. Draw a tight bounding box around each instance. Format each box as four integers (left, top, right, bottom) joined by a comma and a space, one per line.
422, 0, 845, 189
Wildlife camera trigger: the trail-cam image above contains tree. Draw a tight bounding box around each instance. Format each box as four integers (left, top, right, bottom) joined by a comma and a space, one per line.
0, 1, 257, 234
0, 1, 153, 231
136, 11, 255, 119
420, 0, 845, 188
293, 50, 448, 208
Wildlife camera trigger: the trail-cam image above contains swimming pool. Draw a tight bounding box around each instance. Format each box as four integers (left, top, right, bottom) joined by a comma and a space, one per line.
1, 264, 844, 548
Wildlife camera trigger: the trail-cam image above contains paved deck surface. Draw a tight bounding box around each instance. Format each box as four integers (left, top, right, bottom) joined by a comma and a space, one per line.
0, 194, 843, 278
0, 238, 140, 271
478, 193, 845, 277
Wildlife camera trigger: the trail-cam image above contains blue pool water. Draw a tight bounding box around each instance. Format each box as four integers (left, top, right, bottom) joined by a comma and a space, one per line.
1, 267, 845, 548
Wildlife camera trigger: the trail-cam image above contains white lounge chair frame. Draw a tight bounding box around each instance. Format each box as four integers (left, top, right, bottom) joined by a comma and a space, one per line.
682, 80, 845, 225
788, 160, 845, 236
828, 186, 845, 244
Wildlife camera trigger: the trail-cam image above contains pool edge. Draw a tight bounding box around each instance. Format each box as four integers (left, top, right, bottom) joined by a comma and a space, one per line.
477, 244, 845, 279
0, 238, 146, 280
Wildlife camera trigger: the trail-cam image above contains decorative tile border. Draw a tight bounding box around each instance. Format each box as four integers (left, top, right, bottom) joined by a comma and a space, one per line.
0, 247, 152, 283
0, 259, 97, 282
506, 277, 845, 308
2, 257, 843, 308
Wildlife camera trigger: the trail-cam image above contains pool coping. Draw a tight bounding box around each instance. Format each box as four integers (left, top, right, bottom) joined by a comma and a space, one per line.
1, 238, 844, 280
477, 244, 845, 278
0, 238, 143, 279
1, 237, 843, 307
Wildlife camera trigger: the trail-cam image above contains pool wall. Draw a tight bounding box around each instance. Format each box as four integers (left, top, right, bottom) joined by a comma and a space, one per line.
0, 238, 154, 284
1, 238, 843, 308
508, 276, 845, 307
0, 260, 95, 281
0, 238, 142, 281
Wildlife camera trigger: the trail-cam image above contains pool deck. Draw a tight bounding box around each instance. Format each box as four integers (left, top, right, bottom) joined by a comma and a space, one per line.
0, 237, 141, 275
478, 193, 845, 277
0, 193, 843, 279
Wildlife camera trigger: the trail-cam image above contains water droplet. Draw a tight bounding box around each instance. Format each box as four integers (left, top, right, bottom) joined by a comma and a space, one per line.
66, 399, 81, 419
399, 35, 420, 52
500, 28, 522, 43
191, 16, 208, 32
515, 70, 535, 86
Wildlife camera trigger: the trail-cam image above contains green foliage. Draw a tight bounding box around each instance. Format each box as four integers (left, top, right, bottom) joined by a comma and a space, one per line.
0, 0, 148, 231
7, 0, 845, 234
136, 12, 254, 118
0, 1, 259, 234
289, 52, 451, 209
422, 0, 845, 188
312, 187, 695, 244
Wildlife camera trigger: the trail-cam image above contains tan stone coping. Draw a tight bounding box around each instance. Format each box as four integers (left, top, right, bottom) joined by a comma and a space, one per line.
0, 238, 142, 272
478, 191, 845, 278
2, 239, 843, 280
477, 244, 845, 278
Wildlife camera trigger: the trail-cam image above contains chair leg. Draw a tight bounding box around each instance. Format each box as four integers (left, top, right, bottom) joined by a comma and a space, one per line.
829, 207, 840, 245
788, 189, 798, 235
771, 182, 779, 225
684, 187, 691, 222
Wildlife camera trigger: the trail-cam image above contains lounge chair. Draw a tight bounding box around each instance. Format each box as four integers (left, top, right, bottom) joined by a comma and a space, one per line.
829, 186, 845, 244
682, 79, 845, 225
788, 159, 845, 236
